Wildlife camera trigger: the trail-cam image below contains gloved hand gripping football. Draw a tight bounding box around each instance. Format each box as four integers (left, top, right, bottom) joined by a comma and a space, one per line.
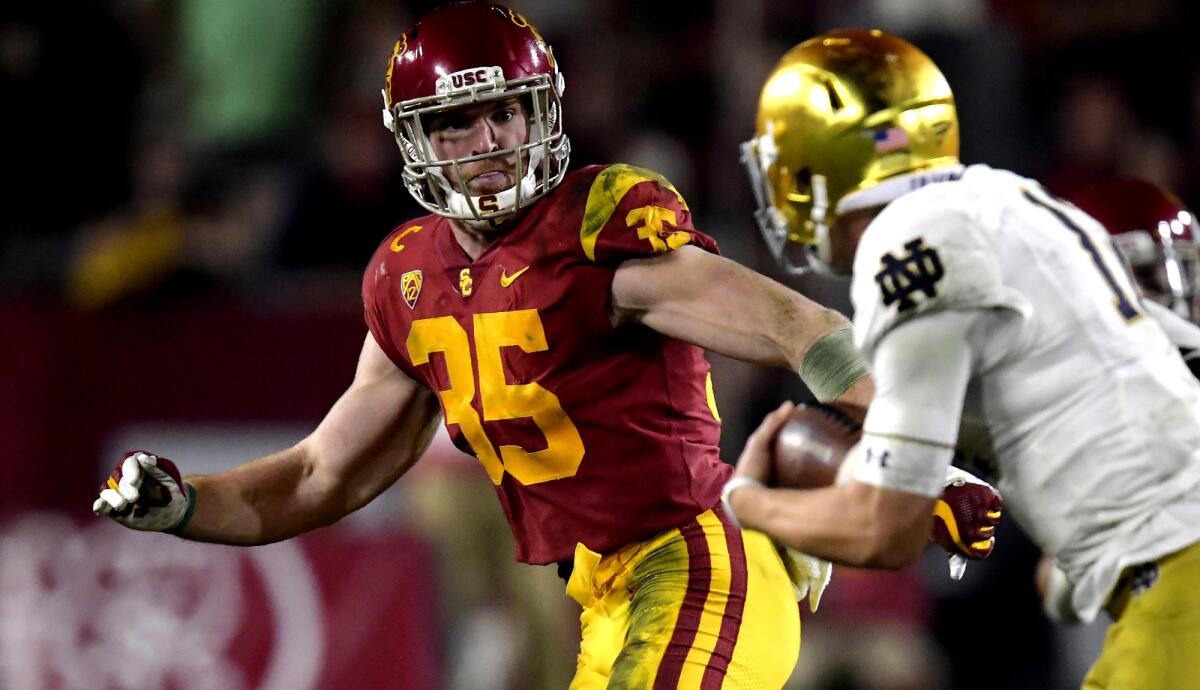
92, 451, 195, 533
931, 466, 1004, 578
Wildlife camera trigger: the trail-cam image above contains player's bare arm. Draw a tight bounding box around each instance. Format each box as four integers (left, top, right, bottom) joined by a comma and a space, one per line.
725, 312, 1002, 570
184, 333, 441, 544
725, 403, 934, 567
737, 480, 934, 568
609, 244, 872, 407
98, 333, 442, 545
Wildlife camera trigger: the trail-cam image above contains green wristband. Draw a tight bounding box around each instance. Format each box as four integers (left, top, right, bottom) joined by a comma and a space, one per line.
798, 328, 870, 402
168, 481, 198, 535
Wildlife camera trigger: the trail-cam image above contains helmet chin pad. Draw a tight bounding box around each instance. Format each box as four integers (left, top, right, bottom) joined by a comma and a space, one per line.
439, 165, 540, 228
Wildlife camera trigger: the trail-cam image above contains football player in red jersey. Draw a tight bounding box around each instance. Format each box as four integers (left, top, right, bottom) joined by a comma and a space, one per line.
93, 3, 880, 687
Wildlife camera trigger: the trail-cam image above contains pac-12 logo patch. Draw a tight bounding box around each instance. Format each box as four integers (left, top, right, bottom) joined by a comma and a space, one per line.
400, 270, 423, 309
874, 237, 945, 312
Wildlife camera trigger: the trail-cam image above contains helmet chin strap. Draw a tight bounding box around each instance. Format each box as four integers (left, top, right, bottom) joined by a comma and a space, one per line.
805, 224, 848, 277
808, 174, 845, 275
439, 167, 539, 229
434, 134, 549, 228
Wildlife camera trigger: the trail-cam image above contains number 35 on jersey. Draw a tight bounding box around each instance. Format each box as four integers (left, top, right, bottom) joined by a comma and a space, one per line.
407, 309, 585, 486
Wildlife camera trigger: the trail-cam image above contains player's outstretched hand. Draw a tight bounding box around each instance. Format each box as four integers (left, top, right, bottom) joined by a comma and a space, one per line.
931, 467, 1003, 562
92, 451, 194, 533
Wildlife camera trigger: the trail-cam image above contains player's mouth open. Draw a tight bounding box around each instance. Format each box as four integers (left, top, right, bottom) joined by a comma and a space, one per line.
471, 171, 510, 184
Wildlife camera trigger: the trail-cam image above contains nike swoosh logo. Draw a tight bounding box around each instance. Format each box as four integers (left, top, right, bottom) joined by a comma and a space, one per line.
500, 266, 530, 287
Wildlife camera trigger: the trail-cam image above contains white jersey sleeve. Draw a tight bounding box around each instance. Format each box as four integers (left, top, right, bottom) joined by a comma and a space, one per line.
1143, 299, 1200, 351
848, 165, 1200, 623
850, 190, 1032, 360
850, 309, 974, 496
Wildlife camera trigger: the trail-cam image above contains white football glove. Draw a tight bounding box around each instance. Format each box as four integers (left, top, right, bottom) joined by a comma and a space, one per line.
778, 546, 833, 612
92, 451, 195, 533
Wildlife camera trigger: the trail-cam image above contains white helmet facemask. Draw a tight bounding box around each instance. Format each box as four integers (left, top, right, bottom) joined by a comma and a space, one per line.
432, 113, 549, 229
383, 68, 569, 227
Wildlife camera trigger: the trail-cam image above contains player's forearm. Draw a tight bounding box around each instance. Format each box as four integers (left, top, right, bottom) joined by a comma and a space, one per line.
670, 262, 869, 397
729, 482, 931, 568
178, 445, 340, 545
631, 256, 851, 368
698, 267, 852, 371
614, 248, 869, 396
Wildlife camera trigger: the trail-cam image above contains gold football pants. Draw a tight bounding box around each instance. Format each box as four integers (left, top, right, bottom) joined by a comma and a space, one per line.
566, 507, 800, 689
1083, 540, 1200, 689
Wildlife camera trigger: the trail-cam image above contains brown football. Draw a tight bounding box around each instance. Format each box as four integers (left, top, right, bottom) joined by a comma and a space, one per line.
771, 402, 864, 488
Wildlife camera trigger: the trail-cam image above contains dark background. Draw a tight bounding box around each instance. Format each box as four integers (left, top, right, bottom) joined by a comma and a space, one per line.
4, 1, 1194, 688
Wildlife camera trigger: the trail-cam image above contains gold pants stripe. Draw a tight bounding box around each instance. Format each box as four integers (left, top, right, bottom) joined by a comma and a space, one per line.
568, 508, 800, 689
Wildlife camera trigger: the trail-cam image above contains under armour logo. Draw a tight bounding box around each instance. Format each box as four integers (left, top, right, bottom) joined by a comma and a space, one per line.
875, 237, 945, 312
866, 448, 891, 468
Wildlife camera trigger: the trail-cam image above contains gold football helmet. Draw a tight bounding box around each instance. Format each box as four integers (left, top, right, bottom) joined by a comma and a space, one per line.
741, 29, 960, 273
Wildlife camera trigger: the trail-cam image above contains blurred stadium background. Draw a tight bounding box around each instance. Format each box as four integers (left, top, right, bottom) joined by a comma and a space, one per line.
3, 1, 1198, 688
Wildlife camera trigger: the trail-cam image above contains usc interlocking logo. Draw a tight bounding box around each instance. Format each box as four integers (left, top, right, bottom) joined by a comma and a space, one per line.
459, 268, 473, 297
874, 237, 945, 312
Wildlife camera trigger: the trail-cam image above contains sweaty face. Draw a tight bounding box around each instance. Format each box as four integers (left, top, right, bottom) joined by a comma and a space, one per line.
426, 98, 530, 196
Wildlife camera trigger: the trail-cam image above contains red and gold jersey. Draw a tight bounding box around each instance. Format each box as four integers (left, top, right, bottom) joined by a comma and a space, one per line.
362, 164, 730, 564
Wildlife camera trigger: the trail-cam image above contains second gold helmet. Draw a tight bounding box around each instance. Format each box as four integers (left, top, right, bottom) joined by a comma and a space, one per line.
741, 29, 960, 272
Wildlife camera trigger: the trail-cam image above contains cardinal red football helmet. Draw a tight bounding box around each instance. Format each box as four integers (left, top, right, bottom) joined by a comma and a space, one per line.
382, 1, 569, 224
1069, 179, 1200, 322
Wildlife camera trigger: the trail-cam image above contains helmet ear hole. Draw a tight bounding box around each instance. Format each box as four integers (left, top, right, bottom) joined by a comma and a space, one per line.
821, 77, 843, 112
788, 168, 813, 204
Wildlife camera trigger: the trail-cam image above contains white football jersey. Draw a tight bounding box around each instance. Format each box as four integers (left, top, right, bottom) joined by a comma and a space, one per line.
851, 164, 1200, 622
